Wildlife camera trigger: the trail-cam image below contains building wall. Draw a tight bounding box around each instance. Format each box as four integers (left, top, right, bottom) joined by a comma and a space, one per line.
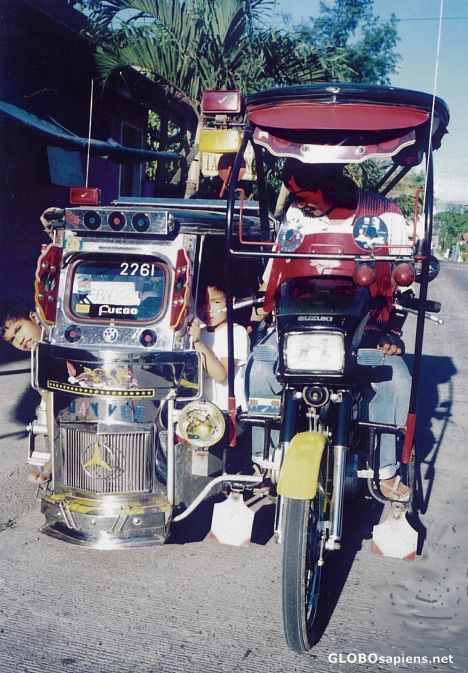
0, 0, 150, 307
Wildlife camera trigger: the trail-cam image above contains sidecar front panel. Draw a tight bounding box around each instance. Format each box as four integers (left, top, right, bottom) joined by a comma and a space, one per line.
40, 491, 171, 548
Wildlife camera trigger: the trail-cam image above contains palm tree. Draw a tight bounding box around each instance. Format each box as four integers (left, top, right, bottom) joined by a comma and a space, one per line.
80, 0, 339, 195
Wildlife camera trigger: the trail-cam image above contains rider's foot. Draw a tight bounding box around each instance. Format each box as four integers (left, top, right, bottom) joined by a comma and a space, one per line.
379, 475, 410, 502
28, 463, 52, 485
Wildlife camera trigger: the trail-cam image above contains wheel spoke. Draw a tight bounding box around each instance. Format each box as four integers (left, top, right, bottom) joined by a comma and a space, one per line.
281, 493, 325, 652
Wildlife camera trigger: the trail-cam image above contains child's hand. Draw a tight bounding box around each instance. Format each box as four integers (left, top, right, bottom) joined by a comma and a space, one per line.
188, 318, 201, 344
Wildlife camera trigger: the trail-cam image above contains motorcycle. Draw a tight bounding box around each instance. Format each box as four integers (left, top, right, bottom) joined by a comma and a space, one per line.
28, 82, 448, 652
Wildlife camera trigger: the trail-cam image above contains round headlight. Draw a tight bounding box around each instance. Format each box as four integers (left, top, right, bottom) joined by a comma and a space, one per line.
176, 401, 225, 448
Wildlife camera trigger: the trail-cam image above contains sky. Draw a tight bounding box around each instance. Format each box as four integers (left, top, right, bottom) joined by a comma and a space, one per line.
275, 0, 468, 208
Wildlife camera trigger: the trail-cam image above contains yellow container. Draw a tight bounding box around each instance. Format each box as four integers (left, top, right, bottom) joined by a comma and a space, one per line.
199, 128, 242, 154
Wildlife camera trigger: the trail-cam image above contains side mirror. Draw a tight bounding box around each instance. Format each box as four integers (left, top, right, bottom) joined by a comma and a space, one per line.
415, 255, 440, 283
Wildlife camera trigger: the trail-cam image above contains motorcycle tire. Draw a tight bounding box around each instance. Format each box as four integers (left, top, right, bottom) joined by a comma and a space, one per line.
281, 494, 324, 652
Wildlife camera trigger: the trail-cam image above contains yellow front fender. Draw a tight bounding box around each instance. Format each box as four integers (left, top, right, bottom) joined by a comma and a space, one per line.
277, 432, 327, 500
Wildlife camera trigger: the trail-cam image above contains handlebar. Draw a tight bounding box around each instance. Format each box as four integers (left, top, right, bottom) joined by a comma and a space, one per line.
232, 294, 265, 311
393, 303, 443, 325
41, 208, 65, 230
397, 296, 441, 313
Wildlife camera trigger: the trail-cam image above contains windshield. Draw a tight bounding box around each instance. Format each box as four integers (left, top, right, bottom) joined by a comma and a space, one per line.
277, 277, 369, 317
68, 255, 168, 323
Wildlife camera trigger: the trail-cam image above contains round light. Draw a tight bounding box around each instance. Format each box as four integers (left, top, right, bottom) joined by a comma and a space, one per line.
65, 325, 81, 343
303, 385, 329, 407
108, 211, 126, 232
393, 263, 415, 286
353, 263, 376, 287
132, 212, 150, 233
139, 329, 157, 347
83, 210, 101, 230
176, 401, 225, 448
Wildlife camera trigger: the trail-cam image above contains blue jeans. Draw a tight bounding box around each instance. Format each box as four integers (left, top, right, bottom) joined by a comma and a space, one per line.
245, 329, 411, 476
368, 354, 411, 479
245, 328, 281, 464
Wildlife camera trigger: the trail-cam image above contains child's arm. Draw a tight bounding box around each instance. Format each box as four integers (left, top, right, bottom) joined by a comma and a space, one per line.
189, 319, 227, 383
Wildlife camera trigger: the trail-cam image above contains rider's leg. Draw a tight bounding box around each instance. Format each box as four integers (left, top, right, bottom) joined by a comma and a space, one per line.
245, 329, 281, 464
368, 354, 411, 479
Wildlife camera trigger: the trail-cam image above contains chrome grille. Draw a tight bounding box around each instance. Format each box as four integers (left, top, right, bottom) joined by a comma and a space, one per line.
62, 425, 153, 494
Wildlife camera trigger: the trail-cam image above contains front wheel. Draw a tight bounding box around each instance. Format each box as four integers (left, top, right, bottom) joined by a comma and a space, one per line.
281, 495, 324, 652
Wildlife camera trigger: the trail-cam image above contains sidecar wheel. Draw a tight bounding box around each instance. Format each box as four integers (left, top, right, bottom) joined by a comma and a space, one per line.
281, 495, 323, 652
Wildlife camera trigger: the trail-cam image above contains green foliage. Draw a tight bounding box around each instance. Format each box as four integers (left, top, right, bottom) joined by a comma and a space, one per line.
387, 171, 425, 221
343, 163, 424, 221
345, 161, 383, 191
298, 0, 400, 84
77, 0, 402, 195
436, 207, 468, 252
79, 0, 331, 115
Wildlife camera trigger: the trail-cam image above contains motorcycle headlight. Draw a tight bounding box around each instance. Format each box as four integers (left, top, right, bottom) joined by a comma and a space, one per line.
176, 400, 225, 448
284, 331, 345, 373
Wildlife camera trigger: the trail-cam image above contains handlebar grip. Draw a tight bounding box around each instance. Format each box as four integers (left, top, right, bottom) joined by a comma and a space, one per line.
398, 297, 441, 313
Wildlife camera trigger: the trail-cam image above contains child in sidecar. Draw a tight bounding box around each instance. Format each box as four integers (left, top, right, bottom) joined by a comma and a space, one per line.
189, 284, 250, 412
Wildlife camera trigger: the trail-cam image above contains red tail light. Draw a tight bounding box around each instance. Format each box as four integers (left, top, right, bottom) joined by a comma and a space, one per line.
354, 262, 376, 287
170, 250, 190, 329
392, 262, 415, 286
34, 243, 63, 324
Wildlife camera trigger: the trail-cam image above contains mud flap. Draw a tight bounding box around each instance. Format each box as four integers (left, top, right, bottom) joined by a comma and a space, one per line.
372, 503, 418, 561
209, 492, 254, 547
277, 432, 326, 499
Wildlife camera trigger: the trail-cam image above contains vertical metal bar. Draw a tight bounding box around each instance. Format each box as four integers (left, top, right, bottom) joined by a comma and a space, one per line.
251, 142, 271, 242
402, 149, 434, 463
166, 397, 175, 504
225, 128, 253, 441
328, 391, 352, 547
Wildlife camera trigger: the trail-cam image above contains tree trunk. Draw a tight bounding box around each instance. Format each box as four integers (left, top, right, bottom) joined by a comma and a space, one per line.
183, 121, 202, 198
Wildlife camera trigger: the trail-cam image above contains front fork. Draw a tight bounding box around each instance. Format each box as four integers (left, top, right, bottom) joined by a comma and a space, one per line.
326, 391, 352, 551
274, 387, 299, 540
274, 387, 352, 550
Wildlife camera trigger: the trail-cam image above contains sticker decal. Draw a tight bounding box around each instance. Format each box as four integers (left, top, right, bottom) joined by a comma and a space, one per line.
47, 381, 154, 397
103, 327, 119, 343
66, 361, 138, 388
353, 215, 389, 251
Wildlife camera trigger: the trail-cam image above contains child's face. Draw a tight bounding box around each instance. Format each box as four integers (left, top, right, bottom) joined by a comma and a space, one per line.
2, 314, 41, 351
200, 286, 227, 328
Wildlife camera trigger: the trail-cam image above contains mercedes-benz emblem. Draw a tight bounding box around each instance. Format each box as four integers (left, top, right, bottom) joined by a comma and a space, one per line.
81, 440, 116, 479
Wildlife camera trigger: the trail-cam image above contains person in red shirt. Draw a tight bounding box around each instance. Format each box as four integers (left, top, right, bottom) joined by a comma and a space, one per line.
250, 161, 411, 501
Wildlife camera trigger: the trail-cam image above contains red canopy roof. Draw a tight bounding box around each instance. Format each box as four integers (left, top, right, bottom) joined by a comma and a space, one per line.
247, 102, 429, 132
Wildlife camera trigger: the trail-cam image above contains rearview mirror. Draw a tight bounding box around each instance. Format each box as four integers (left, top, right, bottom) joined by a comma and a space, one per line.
415, 255, 440, 283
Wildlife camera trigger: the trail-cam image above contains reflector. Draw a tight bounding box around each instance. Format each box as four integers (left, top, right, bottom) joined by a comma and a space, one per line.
69, 187, 101, 205
201, 90, 241, 114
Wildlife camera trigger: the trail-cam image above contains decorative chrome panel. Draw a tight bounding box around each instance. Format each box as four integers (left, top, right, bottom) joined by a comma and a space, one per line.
62, 425, 153, 494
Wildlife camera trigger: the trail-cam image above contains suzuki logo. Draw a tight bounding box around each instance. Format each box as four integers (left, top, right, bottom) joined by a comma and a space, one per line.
297, 315, 333, 322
